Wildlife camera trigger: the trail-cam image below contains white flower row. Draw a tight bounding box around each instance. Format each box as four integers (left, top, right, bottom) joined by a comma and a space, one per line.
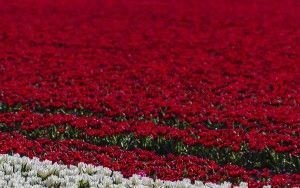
0, 154, 269, 188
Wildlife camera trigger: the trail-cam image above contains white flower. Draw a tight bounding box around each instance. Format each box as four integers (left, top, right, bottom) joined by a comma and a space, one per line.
45, 175, 60, 187
112, 171, 123, 184
238, 182, 248, 188
262, 186, 271, 188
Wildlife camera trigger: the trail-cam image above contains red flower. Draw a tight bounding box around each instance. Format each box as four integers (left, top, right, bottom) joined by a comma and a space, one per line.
58, 127, 65, 134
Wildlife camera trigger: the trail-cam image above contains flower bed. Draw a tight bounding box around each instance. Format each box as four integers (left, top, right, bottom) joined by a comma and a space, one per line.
0, 0, 299, 187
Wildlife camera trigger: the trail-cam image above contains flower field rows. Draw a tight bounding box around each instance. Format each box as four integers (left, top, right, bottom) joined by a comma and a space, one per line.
0, 0, 299, 187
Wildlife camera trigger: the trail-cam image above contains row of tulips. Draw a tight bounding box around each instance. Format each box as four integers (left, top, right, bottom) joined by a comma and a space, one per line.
0, 104, 299, 155
0, 109, 299, 173
0, 121, 299, 175
2, 102, 300, 139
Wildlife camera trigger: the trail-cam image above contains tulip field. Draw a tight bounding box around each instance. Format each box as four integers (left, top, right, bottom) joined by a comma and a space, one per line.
0, 0, 299, 187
